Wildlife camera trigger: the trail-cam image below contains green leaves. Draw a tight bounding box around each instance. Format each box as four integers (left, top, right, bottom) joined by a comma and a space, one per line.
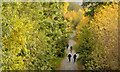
2, 2, 69, 70
75, 3, 118, 70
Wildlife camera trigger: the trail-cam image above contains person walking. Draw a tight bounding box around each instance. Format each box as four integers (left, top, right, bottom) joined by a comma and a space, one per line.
70, 46, 73, 53
66, 44, 69, 49
73, 53, 77, 63
68, 53, 72, 62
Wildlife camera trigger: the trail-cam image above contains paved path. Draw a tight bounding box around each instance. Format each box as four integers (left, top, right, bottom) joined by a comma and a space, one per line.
56, 31, 81, 70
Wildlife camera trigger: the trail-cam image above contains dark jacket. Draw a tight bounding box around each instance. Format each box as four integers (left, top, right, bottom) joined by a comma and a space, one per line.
73, 54, 77, 59
68, 54, 72, 58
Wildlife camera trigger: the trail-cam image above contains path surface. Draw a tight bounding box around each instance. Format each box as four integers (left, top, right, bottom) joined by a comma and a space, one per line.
56, 31, 81, 70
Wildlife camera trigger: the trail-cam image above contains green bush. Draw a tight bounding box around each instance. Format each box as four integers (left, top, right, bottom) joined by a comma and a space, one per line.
2, 2, 69, 70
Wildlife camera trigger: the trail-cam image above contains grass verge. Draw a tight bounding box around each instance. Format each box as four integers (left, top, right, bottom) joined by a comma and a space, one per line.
68, 31, 74, 36
76, 58, 84, 70
53, 50, 67, 70
73, 35, 84, 70
72, 35, 79, 51
53, 57, 63, 69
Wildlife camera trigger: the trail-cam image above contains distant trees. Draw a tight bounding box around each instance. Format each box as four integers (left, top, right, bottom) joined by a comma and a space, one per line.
67, 2, 82, 12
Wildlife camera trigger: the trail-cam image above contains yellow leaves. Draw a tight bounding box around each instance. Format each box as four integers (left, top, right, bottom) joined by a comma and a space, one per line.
85, 8, 91, 12
28, 20, 30, 23
77, 16, 89, 30
65, 2, 69, 7
20, 61, 24, 65
67, 8, 84, 30
18, 56, 22, 60
62, 2, 69, 14
11, 18, 26, 32
102, 5, 106, 8
107, 2, 110, 5
64, 19, 67, 22
63, 2, 69, 9
23, 48, 28, 53
78, 9, 83, 13
13, 50, 16, 54
25, 24, 33, 29
104, 50, 107, 54
69, 10, 80, 20
33, 21, 36, 25
12, 46, 21, 55
14, 15, 17, 18
2, 2, 70, 70
88, 3, 118, 70
14, 64, 19, 68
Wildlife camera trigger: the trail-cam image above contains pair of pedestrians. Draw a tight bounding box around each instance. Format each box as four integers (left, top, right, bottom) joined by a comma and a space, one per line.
66, 44, 73, 53
68, 53, 77, 63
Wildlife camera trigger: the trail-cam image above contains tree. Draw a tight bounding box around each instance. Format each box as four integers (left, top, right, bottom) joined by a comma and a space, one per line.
75, 2, 118, 70
2, 2, 69, 70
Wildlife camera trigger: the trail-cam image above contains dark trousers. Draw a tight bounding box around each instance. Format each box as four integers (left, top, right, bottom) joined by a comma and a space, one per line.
67, 46, 68, 49
68, 58, 71, 62
74, 58, 76, 63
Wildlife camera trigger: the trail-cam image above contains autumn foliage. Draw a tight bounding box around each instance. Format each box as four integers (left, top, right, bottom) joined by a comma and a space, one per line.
75, 2, 118, 70
2, 2, 69, 70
